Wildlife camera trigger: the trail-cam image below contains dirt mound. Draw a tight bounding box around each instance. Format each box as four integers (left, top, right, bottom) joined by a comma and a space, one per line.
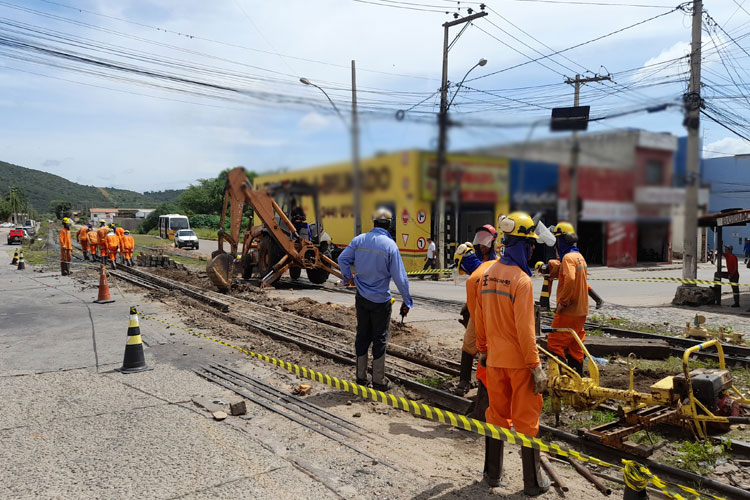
148, 267, 214, 289
598, 363, 672, 392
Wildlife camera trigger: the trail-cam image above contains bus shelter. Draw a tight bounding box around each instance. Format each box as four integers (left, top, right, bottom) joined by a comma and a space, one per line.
698, 208, 750, 304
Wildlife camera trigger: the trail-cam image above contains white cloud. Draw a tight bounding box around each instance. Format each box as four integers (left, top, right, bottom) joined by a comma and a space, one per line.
704, 137, 750, 158
633, 41, 690, 82
298, 112, 330, 134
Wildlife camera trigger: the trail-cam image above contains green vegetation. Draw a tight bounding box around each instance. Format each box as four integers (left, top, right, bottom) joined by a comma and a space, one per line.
589, 313, 667, 335
138, 203, 180, 233
629, 430, 665, 446
567, 410, 617, 429
49, 200, 72, 220
192, 227, 218, 240
0, 160, 182, 214
415, 375, 452, 389
665, 440, 731, 474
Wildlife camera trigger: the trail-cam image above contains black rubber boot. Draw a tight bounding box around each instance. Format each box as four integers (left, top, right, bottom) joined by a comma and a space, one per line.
356, 354, 370, 386
60, 262, 66, 276
484, 436, 506, 487
83, 252, 89, 261
455, 351, 474, 395
566, 355, 584, 377
472, 380, 490, 421
65, 262, 71, 276
588, 288, 604, 309
521, 447, 550, 496
371, 355, 392, 391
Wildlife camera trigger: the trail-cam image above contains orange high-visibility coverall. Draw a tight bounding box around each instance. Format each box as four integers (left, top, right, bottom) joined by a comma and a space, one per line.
548, 252, 589, 363
76, 226, 89, 253
59, 227, 72, 263
464, 259, 497, 386
474, 262, 542, 437
106, 232, 119, 262
122, 234, 135, 260
87, 230, 99, 256
97, 226, 110, 257
115, 226, 125, 251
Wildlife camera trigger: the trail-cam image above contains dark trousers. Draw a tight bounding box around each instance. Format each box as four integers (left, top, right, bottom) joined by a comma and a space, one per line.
355, 293, 392, 359
721, 271, 740, 305
423, 258, 436, 271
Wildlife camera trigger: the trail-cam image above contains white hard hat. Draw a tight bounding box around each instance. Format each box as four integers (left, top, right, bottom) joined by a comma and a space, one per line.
372, 207, 392, 222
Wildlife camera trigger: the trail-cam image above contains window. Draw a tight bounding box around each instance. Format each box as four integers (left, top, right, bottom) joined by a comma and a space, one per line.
645, 160, 663, 185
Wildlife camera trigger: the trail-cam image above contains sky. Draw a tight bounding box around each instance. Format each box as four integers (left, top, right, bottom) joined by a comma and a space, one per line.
0, 0, 748, 192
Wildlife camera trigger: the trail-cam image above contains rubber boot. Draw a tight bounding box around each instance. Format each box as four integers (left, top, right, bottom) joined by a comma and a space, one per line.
65, 262, 72, 276
588, 288, 604, 309
484, 436, 506, 487
566, 355, 584, 377
521, 447, 550, 496
371, 354, 392, 391
356, 355, 370, 386
455, 351, 474, 395
109, 259, 116, 270
60, 262, 66, 276
472, 379, 490, 421
83, 252, 89, 261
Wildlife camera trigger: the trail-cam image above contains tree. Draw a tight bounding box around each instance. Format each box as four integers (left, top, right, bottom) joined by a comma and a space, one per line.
178, 168, 258, 215
49, 200, 72, 220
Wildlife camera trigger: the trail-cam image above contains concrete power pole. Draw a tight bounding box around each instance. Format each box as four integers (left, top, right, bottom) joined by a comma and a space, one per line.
564, 73, 611, 229
435, 10, 487, 268
351, 60, 362, 237
682, 0, 702, 282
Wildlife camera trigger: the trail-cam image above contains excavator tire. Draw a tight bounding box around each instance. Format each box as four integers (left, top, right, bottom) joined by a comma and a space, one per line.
241, 253, 254, 280
289, 266, 302, 280
258, 235, 284, 285
306, 243, 332, 284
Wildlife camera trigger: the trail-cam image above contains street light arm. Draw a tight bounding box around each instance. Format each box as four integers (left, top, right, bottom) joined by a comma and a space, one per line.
306, 81, 347, 127
447, 59, 486, 110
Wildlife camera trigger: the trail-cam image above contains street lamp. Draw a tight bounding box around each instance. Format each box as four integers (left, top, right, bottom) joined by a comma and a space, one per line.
435, 57, 487, 267
300, 68, 362, 237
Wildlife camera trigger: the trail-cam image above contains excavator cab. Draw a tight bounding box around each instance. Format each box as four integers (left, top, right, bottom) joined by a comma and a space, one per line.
206, 168, 341, 292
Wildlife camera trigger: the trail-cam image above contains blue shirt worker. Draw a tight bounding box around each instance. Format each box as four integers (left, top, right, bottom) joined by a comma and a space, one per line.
338, 208, 413, 391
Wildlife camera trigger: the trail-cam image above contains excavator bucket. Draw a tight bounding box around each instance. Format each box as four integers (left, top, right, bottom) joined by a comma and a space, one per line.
207, 252, 235, 292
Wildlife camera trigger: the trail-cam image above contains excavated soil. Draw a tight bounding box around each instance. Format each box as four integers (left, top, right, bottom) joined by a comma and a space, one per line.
598, 363, 672, 392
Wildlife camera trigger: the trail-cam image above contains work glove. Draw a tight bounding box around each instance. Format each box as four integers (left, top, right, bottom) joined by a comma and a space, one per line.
531, 364, 547, 395
478, 351, 487, 367
399, 303, 410, 318
458, 303, 470, 327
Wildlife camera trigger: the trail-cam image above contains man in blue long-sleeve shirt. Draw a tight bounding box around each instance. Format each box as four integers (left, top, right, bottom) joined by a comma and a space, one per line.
338, 208, 413, 390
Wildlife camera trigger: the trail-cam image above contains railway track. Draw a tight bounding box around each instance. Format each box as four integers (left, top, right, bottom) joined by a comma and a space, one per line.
115, 265, 472, 413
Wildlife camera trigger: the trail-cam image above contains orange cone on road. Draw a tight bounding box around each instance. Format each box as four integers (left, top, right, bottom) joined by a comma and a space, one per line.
10, 249, 18, 265
16, 250, 25, 271
93, 264, 114, 304
116, 306, 151, 374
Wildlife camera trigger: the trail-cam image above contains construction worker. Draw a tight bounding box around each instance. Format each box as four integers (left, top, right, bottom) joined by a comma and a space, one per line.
59, 217, 73, 276
338, 207, 413, 391
105, 226, 120, 269
474, 212, 549, 495
547, 222, 589, 376
76, 222, 91, 261
96, 220, 109, 264
114, 223, 126, 263
721, 245, 741, 308
454, 227, 499, 396
121, 230, 135, 266
87, 223, 99, 260
538, 259, 604, 309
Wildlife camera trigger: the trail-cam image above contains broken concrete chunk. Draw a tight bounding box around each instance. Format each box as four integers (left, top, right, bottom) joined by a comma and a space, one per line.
212, 411, 227, 421
230, 400, 247, 416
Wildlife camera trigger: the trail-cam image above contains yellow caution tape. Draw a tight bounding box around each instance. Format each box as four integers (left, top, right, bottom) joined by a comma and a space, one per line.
406, 268, 453, 276
588, 276, 749, 287
138, 311, 726, 500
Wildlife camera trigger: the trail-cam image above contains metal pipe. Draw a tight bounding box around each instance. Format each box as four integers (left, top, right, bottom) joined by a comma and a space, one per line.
568, 456, 612, 495
540, 455, 568, 492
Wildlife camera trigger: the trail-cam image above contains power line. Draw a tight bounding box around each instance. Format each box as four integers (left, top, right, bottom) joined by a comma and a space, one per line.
505, 0, 676, 7
350, 0, 450, 13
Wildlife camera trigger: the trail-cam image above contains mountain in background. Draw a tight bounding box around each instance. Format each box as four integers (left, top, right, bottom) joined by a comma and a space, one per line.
0, 161, 183, 211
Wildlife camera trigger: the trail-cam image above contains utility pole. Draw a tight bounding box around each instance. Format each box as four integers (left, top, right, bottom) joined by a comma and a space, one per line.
435, 10, 487, 268
351, 60, 362, 237
564, 74, 611, 229
682, 0, 702, 282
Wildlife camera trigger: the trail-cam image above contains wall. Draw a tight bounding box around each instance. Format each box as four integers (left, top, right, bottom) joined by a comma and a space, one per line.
702, 155, 750, 253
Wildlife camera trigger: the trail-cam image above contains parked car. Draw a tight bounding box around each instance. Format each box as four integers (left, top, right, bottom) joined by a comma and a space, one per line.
0, 222, 13, 228
7, 228, 24, 245
21, 226, 35, 236
174, 229, 199, 250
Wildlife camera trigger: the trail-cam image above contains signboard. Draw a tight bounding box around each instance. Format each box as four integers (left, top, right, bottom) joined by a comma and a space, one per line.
417, 237, 426, 250
416, 210, 426, 224
718, 211, 750, 227
402, 234, 409, 245
550, 106, 590, 131
421, 155, 509, 203
401, 209, 410, 225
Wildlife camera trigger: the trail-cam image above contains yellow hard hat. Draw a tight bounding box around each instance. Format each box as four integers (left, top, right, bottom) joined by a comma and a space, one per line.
453, 242, 474, 273
553, 222, 576, 237
497, 211, 538, 239
62, 217, 70, 224
99, 219, 106, 224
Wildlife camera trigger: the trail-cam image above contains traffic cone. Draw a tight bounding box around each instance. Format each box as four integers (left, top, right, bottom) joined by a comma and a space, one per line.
16, 250, 25, 270
10, 249, 18, 265
116, 306, 151, 373
539, 277, 552, 310
93, 264, 115, 304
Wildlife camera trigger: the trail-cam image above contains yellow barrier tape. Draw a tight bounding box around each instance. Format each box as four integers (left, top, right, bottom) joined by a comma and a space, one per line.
138, 311, 726, 500
589, 276, 749, 287
406, 269, 452, 276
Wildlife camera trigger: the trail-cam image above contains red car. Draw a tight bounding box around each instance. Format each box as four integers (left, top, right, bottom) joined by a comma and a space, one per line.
7, 228, 24, 245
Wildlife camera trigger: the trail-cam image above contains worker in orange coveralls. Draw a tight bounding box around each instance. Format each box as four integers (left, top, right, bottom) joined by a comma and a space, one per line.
114, 224, 126, 263
474, 211, 549, 495
547, 222, 589, 376
87, 224, 99, 261
76, 222, 91, 261
121, 230, 135, 267
105, 226, 120, 269
59, 217, 73, 276
541, 259, 603, 309
96, 220, 109, 264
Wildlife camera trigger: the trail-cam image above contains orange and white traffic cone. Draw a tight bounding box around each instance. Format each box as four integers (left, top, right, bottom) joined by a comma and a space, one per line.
10, 249, 18, 265
93, 264, 114, 304
116, 306, 151, 374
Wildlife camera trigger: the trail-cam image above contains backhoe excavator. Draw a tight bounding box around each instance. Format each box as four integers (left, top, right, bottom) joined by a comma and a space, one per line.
206, 167, 342, 291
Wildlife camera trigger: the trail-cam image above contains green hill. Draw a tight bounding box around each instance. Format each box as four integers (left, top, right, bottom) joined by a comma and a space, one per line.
0, 161, 183, 212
